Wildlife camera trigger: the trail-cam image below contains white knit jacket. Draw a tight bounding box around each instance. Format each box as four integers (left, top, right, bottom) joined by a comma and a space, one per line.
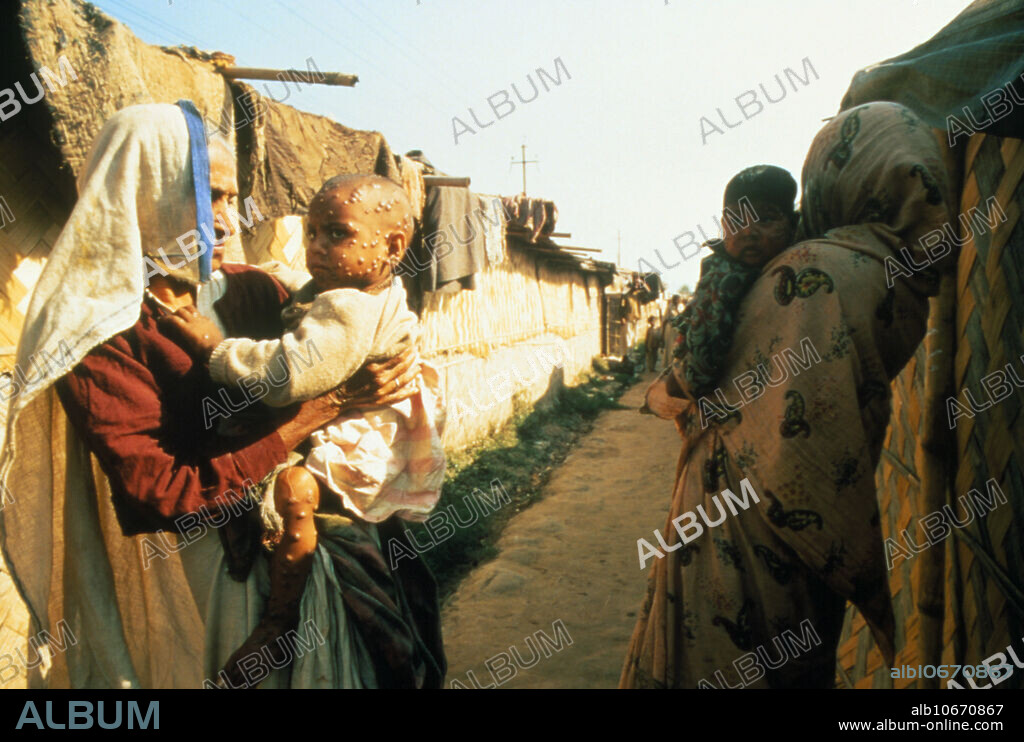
208, 279, 417, 406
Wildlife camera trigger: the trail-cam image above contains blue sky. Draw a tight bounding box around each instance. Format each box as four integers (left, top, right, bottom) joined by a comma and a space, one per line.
94, 0, 969, 291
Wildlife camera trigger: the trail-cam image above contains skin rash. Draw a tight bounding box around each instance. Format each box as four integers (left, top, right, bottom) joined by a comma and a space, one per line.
304, 179, 414, 294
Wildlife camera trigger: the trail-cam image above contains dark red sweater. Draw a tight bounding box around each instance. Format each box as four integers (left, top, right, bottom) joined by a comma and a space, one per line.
55, 264, 293, 537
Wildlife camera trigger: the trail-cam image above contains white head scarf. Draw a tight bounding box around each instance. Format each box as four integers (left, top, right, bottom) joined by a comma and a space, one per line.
6, 103, 204, 425
0, 103, 210, 687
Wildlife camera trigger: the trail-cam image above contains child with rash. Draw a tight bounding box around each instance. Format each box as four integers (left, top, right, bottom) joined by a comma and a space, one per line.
169, 174, 445, 685
670, 165, 799, 399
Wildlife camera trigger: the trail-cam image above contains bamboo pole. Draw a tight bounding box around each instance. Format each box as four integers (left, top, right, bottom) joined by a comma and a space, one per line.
915, 127, 965, 688
916, 273, 956, 687
422, 175, 471, 187
218, 66, 358, 87
506, 226, 571, 239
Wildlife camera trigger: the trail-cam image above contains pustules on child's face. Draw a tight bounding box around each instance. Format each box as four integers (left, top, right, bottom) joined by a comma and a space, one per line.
304, 184, 411, 291
720, 200, 795, 267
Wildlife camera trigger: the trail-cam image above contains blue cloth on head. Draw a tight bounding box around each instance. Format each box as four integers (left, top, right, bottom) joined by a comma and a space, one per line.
176, 99, 214, 282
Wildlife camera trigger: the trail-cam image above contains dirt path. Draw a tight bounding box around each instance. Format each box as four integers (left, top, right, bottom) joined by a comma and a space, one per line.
439, 373, 680, 689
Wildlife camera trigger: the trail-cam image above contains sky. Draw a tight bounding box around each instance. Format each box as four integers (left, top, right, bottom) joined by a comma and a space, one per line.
92, 0, 970, 292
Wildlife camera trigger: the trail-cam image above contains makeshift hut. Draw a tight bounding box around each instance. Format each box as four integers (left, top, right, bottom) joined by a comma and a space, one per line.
0, 0, 614, 688
411, 221, 614, 449
603, 270, 666, 357
834, 0, 1024, 689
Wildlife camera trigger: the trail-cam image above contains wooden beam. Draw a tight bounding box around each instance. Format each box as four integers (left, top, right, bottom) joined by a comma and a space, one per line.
219, 66, 358, 87
507, 226, 570, 236
423, 175, 471, 187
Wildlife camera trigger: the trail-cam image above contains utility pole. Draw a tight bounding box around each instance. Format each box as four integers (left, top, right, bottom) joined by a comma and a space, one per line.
510, 144, 538, 195
617, 230, 622, 267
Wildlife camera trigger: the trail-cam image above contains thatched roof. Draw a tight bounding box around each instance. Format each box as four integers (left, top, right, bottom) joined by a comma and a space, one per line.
506, 232, 616, 284
6, 0, 609, 285
232, 80, 398, 216
12, 0, 397, 218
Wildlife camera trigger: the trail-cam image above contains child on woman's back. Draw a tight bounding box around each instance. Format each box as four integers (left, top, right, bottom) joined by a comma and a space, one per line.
670, 165, 799, 398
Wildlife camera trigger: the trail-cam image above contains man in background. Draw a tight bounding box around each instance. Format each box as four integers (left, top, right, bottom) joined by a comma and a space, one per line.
644, 316, 662, 373
661, 294, 685, 369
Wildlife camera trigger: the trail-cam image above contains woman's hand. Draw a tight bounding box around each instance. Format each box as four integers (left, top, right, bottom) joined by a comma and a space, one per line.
276, 394, 345, 450
274, 346, 423, 450
642, 367, 689, 419
332, 346, 422, 410
162, 305, 224, 359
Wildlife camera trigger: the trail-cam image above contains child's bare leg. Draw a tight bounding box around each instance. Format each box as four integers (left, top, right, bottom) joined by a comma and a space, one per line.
271, 465, 321, 580
219, 466, 320, 688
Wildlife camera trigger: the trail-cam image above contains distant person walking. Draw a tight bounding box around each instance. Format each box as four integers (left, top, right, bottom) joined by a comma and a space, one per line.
644, 317, 662, 372
661, 294, 685, 369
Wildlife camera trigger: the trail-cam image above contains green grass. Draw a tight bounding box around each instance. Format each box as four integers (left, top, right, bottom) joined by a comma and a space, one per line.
407, 365, 640, 600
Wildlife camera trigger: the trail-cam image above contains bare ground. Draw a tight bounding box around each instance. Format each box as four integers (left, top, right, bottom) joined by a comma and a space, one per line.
439, 373, 680, 689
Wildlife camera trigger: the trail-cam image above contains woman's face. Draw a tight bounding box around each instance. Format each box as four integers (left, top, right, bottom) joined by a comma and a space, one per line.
208, 141, 238, 272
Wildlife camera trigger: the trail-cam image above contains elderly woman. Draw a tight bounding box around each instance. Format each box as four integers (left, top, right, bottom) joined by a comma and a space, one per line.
0, 103, 444, 688
621, 102, 954, 688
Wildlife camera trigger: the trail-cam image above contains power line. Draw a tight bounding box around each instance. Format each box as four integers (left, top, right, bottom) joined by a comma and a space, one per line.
102, 0, 213, 48
269, 0, 451, 119
340, 0, 470, 101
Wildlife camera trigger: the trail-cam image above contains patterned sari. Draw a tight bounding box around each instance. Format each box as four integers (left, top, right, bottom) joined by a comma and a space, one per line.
621, 103, 954, 688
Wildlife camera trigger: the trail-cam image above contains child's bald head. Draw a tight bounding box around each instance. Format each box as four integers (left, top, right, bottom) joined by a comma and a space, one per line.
305, 174, 415, 291
314, 174, 414, 240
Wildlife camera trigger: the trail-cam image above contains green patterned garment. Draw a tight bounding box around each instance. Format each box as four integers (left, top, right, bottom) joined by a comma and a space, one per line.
672, 247, 762, 397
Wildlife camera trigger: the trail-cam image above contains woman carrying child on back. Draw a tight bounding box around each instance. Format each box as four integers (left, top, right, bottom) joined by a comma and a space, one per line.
624, 104, 955, 688
667, 165, 799, 400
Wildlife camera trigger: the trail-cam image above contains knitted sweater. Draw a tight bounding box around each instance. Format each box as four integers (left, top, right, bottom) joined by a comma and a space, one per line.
208, 279, 417, 406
